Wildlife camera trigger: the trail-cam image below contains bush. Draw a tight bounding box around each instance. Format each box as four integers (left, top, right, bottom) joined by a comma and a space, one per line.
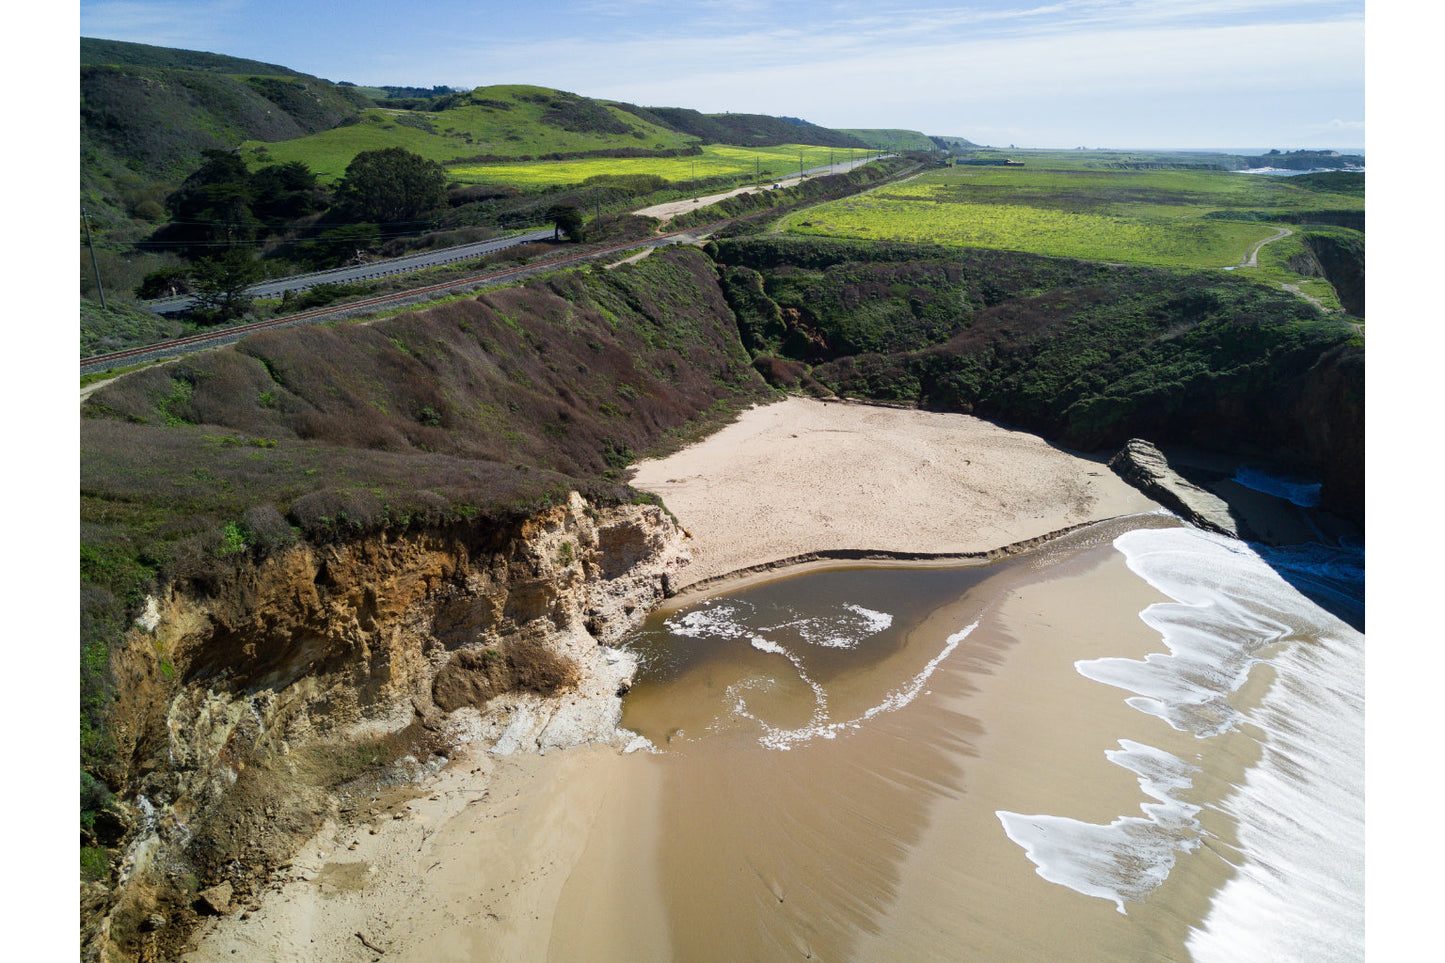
135, 266, 192, 300
287, 488, 387, 542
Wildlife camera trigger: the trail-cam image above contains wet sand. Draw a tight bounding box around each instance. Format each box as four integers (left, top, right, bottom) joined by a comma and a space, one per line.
183, 402, 1186, 961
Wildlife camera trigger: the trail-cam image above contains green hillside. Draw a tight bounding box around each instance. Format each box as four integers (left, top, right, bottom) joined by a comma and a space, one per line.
240, 85, 700, 181
839, 129, 939, 151
930, 134, 983, 151
80, 37, 372, 248
616, 106, 868, 149
81, 37, 315, 77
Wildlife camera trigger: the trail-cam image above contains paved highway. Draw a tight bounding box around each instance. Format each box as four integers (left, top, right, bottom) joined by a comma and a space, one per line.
139, 157, 888, 315
140, 227, 558, 315
81, 225, 725, 376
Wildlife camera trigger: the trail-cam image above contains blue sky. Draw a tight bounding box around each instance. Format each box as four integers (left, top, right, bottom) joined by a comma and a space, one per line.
75, 0, 1365, 150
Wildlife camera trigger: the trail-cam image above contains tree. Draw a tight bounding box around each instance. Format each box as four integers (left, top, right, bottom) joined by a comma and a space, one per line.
135, 266, 192, 300
162, 150, 260, 258
548, 203, 585, 242
250, 161, 325, 226
336, 147, 448, 224
190, 249, 265, 324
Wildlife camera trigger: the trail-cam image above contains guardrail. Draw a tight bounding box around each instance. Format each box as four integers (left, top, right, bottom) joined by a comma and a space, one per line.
82, 222, 727, 374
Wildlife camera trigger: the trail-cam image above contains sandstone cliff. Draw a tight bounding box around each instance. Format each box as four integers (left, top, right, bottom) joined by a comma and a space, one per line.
83, 493, 688, 963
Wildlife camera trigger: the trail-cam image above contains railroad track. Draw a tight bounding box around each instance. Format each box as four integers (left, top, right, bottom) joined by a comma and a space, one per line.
80, 222, 728, 375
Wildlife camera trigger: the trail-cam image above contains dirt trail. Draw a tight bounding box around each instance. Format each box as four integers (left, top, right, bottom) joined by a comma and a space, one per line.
1240, 226, 1292, 267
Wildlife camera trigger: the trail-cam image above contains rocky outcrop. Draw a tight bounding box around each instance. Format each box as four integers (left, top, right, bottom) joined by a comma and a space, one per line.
1109, 439, 1244, 539
86, 492, 688, 963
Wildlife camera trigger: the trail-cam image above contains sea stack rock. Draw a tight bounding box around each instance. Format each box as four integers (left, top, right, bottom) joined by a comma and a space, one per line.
1108, 439, 1243, 539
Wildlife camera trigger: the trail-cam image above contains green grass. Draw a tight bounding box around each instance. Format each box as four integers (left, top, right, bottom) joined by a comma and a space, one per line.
779, 167, 1364, 275
240, 84, 699, 181
449, 143, 876, 187
944, 148, 1247, 171
838, 129, 937, 151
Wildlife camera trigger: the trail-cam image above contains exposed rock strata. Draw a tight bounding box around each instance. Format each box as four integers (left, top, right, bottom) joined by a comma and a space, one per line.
1108, 439, 1244, 539
86, 492, 688, 963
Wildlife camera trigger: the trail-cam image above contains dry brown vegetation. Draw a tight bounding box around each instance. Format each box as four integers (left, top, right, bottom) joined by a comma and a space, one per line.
83, 247, 771, 550
80, 248, 773, 820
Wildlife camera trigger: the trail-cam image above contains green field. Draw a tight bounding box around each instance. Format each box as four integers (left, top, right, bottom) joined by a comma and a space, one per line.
449, 144, 875, 187
240, 84, 699, 180
778, 167, 1364, 274
946, 148, 1248, 171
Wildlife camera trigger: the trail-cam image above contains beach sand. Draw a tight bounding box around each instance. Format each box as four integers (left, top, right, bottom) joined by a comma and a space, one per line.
181, 400, 1174, 962
631, 397, 1160, 590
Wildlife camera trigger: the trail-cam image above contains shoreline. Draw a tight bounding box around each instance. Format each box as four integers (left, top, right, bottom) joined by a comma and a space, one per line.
182, 398, 1320, 961
657, 510, 1170, 603
631, 396, 1163, 591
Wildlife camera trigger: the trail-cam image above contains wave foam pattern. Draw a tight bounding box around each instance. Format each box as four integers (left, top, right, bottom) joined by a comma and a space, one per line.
663, 599, 965, 751
999, 527, 1364, 959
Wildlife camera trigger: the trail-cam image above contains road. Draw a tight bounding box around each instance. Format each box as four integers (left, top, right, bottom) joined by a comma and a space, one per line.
140, 228, 558, 315
81, 225, 723, 376
140, 158, 887, 314
85, 157, 909, 377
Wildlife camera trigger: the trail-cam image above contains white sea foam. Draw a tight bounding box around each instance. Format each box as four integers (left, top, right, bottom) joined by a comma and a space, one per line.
1185, 610, 1364, 962
666, 602, 755, 640
1001, 526, 1363, 954
748, 621, 977, 750
998, 740, 1202, 914
759, 603, 895, 649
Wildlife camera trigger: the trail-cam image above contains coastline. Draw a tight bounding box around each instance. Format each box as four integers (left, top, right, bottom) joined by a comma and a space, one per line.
181, 399, 1202, 961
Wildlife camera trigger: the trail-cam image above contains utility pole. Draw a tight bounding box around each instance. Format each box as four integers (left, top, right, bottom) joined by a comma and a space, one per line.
82, 209, 106, 310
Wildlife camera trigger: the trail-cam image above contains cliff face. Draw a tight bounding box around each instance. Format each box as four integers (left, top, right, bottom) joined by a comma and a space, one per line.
712, 237, 1365, 523
1302, 231, 1366, 318
84, 493, 688, 962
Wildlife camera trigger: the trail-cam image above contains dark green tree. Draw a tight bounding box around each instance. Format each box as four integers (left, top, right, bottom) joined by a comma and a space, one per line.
164, 150, 259, 257
250, 160, 326, 226
336, 147, 448, 223
548, 203, 585, 241
190, 249, 265, 324
135, 265, 192, 300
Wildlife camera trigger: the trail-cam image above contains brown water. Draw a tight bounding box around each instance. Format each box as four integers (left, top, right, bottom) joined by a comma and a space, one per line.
550, 515, 1364, 962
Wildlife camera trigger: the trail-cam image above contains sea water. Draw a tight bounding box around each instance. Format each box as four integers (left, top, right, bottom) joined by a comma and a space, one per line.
615, 519, 1364, 960
999, 527, 1364, 958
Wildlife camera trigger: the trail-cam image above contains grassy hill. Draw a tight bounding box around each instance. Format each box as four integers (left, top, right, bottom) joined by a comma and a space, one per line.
80, 36, 374, 273
839, 129, 938, 151
81, 37, 316, 77
616, 106, 868, 149
81, 38, 371, 184
930, 135, 983, 151
240, 85, 700, 181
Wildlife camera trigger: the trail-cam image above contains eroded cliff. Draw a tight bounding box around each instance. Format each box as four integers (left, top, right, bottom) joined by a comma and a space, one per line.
83, 493, 688, 962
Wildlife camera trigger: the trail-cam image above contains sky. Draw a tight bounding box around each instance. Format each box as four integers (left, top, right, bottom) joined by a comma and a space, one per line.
75, 0, 1366, 151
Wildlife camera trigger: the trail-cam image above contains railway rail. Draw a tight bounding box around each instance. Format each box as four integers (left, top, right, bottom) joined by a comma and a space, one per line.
80, 222, 728, 376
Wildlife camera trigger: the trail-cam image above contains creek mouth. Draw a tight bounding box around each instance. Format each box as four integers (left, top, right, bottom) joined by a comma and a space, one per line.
592, 514, 1364, 962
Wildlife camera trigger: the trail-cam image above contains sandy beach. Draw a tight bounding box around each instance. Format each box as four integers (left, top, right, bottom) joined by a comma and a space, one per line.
631, 397, 1160, 590
181, 399, 1169, 962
